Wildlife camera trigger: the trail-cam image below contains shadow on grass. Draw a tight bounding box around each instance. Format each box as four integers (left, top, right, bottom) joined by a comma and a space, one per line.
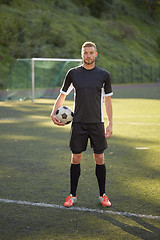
98, 214, 160, 240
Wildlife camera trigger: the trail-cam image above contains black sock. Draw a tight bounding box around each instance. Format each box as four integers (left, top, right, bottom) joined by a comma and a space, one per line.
70, 163, 80, 197
95, 164, 106, 196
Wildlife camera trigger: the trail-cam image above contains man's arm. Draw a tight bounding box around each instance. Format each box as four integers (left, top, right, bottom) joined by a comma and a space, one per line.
50, 93, 66, 126
104, 96, 113, 138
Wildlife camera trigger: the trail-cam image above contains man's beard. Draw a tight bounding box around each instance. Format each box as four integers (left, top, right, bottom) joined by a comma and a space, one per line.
84, 59, 95, 65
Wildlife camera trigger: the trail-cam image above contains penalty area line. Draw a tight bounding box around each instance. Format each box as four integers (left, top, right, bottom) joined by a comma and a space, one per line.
0, 198, 160, 220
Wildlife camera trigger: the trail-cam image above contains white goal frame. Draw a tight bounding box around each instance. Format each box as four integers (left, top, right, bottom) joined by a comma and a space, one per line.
31, 58, 82, 102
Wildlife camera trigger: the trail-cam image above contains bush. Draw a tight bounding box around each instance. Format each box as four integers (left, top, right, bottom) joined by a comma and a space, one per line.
156, 36, 160, 50
0, 0, 13, 4
106, 21, 136, 40
72, 0, 113, 18
0, 82, 4, 89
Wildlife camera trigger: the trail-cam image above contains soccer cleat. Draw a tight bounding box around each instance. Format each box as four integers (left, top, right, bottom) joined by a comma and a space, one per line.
64, 194, 77, 207
99, 194, 111, 207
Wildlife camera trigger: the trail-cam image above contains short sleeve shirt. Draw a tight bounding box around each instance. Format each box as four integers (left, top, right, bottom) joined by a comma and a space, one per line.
60, 66, 113, 123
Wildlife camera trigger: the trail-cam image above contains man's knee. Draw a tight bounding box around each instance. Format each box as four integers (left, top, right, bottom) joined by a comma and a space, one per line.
94, 153, 104, 165
71, 153, 82, 164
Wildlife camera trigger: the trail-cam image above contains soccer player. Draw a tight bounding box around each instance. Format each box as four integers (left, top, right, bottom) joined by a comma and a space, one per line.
51, 41, 113, 207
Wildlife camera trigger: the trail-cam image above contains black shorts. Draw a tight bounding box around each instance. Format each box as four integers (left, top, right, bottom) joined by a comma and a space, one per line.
70, 122, 108, 154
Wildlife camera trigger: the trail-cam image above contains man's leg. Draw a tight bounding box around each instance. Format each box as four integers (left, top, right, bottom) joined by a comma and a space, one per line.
94, 153, 111, 207
70, 153, 82, 196
64, 153, 82, 207
94, 153, 106, 196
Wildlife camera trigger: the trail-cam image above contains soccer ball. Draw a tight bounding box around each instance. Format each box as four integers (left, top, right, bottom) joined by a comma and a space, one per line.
55, 106, 74, 124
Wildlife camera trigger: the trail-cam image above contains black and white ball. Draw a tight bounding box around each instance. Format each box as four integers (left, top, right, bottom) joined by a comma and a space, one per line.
55, 106, 74, 124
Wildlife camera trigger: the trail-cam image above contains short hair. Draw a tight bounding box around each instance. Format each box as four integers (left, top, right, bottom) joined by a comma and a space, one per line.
82, 41, 97, 51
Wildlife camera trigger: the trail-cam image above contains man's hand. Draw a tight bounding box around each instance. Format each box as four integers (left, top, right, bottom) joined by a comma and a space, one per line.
50, 93, 66, 126
50, 114, 65, 126
105, 124, 112, 139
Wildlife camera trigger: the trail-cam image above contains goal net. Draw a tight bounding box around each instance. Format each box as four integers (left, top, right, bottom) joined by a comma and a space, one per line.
6, 58, 82, 101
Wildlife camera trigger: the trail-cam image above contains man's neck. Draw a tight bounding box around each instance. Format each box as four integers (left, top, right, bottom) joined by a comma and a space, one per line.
82, 62, 95, 70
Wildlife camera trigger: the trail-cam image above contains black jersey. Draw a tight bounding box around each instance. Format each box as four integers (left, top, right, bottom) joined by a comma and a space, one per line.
60, 66, 113, 123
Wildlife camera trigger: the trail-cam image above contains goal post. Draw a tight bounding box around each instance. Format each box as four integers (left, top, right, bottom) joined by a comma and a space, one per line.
31, 58, 82, 102
6, 58, 83, 101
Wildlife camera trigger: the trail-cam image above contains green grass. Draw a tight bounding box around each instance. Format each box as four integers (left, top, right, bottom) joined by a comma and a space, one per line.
0, 86, 160, 239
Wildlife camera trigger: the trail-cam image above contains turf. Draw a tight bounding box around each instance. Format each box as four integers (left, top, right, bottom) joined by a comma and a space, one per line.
0, 85, 160, 239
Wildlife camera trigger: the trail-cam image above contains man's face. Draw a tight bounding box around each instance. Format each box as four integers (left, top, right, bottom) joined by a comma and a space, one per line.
81, 46, 97, 65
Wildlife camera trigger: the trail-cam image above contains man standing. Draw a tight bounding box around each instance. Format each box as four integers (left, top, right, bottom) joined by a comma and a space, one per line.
51, 41, 113, 207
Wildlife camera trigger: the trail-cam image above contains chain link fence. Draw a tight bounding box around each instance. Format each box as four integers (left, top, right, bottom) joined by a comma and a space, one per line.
0, 59, 160, 100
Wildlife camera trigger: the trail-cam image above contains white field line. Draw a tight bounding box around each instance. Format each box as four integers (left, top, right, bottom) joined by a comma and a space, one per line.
0, 117, 48, 122
115, 115, 160, 118
115, 122, 160, 125
0, 198, 159, 220
135, 147, 149, 150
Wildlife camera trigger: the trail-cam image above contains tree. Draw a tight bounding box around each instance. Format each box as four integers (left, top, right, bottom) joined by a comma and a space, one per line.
147, 0, 158, 16
133, 0, 159, 17
72, 0, 113, 18
0, 0, 13, 4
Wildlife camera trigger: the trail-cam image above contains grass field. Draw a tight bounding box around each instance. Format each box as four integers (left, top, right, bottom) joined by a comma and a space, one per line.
0, 84, 160, 240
